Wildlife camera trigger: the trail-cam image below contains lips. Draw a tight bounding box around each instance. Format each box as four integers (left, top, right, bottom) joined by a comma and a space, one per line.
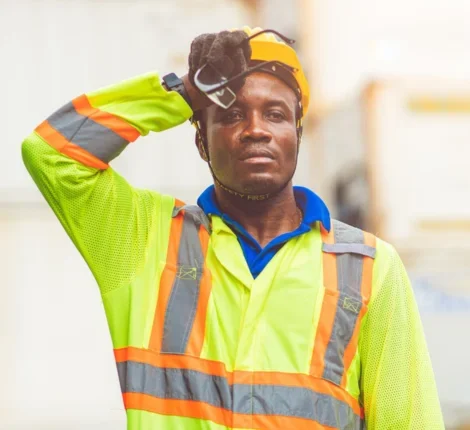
239, 149, 275, 161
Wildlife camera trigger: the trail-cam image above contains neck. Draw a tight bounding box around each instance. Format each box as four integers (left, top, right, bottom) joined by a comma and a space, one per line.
214, 182, 301, 247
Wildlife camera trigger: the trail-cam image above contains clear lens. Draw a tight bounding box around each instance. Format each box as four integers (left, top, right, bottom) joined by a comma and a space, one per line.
193, 64, 236, 109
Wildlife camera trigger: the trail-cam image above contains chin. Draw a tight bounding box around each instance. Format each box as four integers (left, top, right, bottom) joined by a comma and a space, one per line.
238, 176, 282, 195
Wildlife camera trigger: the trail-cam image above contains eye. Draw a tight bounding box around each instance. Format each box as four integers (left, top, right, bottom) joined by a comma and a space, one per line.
266, 110, 286, 121
222, 110, 243, 123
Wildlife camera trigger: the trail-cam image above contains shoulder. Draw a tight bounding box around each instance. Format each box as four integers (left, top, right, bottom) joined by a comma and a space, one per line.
328, 219, 407, 301
330, 218, 398, 262
371, 235, 410, 305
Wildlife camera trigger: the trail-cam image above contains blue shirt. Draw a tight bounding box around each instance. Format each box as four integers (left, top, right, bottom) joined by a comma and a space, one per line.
197, 185, 331, 278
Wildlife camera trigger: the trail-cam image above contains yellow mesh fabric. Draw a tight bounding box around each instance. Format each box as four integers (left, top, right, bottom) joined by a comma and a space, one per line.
21, 71, 444, 428
359, 239, 445, 429
22, 133, 163, 295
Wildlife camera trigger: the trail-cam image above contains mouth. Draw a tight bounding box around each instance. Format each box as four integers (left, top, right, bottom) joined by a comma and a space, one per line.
240, 149, 275, 162
242, 156, 274, 164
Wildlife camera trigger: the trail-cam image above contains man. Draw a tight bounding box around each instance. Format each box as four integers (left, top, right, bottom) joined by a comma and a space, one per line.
22, 27, 444, 429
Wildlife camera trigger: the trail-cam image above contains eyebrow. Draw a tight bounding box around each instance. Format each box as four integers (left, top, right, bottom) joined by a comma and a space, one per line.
214, 98, 295, 114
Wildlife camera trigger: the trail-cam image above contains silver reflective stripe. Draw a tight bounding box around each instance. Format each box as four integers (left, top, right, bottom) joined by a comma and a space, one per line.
234, 384, 361, 429
161, 210, 205, 353
117, 360, 363, 429
172, 204, 211, 233
117, 361, 231, 408
47, 101, 128, 162
322, 220, 367, 385
322, 243, 376, 258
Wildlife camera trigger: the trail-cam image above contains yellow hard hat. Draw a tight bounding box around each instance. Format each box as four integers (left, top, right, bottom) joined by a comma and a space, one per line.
240, 26, 310, 118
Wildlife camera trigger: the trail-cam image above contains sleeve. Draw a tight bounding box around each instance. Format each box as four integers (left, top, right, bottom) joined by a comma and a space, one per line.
22, 72, 193, 296
359, 239, 445, 429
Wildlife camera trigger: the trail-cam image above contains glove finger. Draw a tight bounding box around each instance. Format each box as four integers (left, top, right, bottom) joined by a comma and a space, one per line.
189, 33, 216, 71
225, 31, 252, 64
220, 49, 248, 93
189, 34, 207, 69
211, 55, 235, 78
197, 34, 217, 69
206, 30, 249, 65
224, 30, 249, 48
206, 31, 250, 81
231, 47, 249, 75
206, 31, 231, 66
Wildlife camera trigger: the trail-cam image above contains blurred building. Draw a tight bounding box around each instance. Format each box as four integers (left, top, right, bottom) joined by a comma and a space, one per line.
1, 0, 470, 428
303, 1, 470, 427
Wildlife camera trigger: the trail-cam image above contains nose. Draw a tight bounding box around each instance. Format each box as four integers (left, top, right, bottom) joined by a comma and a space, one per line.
240, 112, 272, 144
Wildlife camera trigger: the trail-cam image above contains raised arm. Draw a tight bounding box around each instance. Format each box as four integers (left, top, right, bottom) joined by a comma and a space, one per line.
22, 72, 193, 295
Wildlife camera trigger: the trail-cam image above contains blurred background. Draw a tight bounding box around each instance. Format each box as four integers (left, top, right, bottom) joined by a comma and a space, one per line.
1, 0, 469, 428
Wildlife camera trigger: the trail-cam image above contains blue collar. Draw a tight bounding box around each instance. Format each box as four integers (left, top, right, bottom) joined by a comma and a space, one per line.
197, 185, 331, 232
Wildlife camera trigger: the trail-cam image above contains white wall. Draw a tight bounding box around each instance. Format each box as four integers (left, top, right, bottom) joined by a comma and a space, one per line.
308, 0, 470, 109
371, 80, 470, 241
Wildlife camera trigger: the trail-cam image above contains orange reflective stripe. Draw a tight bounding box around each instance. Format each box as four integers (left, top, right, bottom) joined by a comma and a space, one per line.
124, 392, 340, 430
36, 120, 68, 151
114, 347, 362, 415
310, 224, 338, 377
73, 95, 140, 142
185, 225, 212, 356
361, 232, 376, 304
247, 414, 340, 430
115, 347, 230, 378
35, 121, 109, 169
123, 393, 235, 428
149, 213, 184, 352
174, 198, 185, 207
340, 232, 376, 388
62, 143, 111, 170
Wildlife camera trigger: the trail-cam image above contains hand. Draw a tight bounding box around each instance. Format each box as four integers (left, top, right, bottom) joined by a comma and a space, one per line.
188, 30, 252, 97
181, 74, 211, 113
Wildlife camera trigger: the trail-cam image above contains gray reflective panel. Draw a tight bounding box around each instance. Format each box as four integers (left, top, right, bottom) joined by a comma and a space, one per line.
47, 101, 128, 162
234, 384, 362, 429
117, 361, 231, 409
161, 211, 205, 354
333, 220, 364, 244
117, 360, 363, 429
173, 204, 211, 233
322, 243, 376, 259
323, 220, 365, 385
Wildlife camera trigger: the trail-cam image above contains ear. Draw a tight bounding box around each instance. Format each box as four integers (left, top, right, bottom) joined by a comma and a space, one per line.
192, 116, 210, 162
296, 125, 303, 144
196, 131, 209, 162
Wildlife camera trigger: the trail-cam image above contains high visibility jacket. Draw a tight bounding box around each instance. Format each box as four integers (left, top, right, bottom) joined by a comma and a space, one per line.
22, 72, 445, 429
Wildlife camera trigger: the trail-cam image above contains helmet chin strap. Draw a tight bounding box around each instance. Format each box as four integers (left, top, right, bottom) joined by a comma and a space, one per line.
212, 170, 296, 201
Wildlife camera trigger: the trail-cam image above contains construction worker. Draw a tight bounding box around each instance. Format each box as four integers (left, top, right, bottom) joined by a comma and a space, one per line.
22, 27, 444, 429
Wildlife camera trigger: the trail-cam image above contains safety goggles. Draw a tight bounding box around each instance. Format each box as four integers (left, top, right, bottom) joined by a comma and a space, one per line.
193, 30, 296, 109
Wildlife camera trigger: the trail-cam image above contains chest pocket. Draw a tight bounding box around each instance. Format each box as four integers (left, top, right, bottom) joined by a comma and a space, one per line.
149, 204, 212, 356
310, 219, 377, 387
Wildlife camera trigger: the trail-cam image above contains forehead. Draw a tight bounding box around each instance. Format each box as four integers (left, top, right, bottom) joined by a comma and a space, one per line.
236, 72, 298, 105
204, 72, 298, 119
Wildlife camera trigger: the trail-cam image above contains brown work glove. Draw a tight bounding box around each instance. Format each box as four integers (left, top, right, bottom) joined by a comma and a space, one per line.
188, 30, 252, 94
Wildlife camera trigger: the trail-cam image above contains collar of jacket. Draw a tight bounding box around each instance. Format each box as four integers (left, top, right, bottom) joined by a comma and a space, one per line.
197, 185, 331, 232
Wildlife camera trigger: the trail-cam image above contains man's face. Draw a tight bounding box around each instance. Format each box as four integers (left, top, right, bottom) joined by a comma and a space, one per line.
203, 73, 299, 196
